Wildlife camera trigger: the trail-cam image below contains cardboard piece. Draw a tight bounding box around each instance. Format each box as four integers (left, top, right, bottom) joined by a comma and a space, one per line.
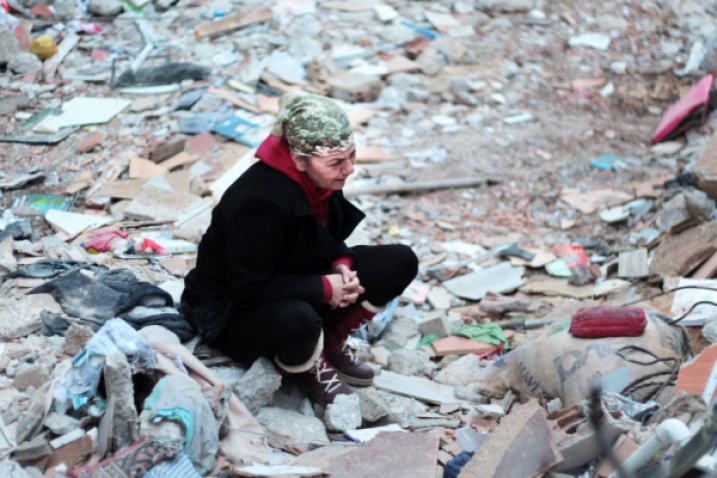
45, 210, 113, 238
158, 152, 198, 170
693, 251, 717, 279
650, 221, 717, 278
560, 188, 634, 214
129, 155, 168, 179
34, 97, 131, 134
519, 277, 630, 299
617, 249, 649, 278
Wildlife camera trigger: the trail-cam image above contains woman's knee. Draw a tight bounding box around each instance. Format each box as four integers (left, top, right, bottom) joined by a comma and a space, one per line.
275, 301, 322, 365
281, 301, 322, 340
393, 244, 419, 279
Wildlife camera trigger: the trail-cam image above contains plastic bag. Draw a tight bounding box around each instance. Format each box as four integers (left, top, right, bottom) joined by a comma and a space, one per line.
354, 297, 398, 341
55, 319, 156, 410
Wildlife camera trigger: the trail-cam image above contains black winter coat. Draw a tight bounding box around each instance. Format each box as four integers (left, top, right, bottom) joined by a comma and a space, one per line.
182, 161, 365, 340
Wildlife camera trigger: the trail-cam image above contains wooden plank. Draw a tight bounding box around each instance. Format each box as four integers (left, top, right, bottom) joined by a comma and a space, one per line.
158, 152, 198, 170
617, 248, 649, 278
195, 7, 274, 40
373, 371, 466, 405
693, 251, 717, 279
42, 33, 80, 80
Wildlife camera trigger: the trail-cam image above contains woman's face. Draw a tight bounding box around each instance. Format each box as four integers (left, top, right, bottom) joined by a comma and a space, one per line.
291, 145, 356, 190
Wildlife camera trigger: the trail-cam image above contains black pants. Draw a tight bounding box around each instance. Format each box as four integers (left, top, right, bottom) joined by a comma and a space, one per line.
212, 244, 418, 367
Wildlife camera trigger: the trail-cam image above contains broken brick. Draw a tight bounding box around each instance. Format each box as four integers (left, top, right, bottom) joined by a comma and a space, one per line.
75, 132, 107, 153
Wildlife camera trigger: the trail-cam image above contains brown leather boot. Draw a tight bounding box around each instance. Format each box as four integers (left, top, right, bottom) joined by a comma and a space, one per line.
291, 353, 355, 406
324, 301, 384, 387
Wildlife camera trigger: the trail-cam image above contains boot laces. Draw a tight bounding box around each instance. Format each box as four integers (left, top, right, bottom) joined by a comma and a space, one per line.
341, 324, 364, 363
314, 358, 341, 394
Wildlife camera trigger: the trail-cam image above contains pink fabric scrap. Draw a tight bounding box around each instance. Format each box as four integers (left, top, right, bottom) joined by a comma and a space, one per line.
82, 230, 128, 253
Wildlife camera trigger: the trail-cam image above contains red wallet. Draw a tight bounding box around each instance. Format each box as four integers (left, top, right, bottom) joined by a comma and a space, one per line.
569, 306, 647, 338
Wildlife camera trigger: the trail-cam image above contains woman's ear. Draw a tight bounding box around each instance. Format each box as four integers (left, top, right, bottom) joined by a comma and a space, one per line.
290, 151, 309, 172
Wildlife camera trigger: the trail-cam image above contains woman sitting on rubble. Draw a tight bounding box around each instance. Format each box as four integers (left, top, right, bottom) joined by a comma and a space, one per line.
181, 93, 418, 405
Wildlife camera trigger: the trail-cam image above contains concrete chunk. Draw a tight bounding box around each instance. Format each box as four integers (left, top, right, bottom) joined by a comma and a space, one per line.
330, 72, 382, 103
124, 186, 202, 222
64, 324, 95, 356
13, 366, 49, 392
418, 311, 452, 339
355, 387, 388, 422
387, 350, 436, 378
0, 294, 62, 340
43, 412, 81, 436
233, 357, 282, 415
656, 190, 715, 233
325, 393, 362, 432
104, 354, 138, 451
257, 407, 329, 444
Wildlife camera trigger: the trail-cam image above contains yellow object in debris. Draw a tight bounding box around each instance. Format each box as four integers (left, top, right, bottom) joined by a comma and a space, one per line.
388, 225, 400, 235
29, 35, 58, 60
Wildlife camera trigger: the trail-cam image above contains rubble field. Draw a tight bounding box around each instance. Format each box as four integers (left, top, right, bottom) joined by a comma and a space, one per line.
4, 0, 717, 476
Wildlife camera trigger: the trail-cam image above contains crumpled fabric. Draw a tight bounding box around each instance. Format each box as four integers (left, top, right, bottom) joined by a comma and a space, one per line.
143, 376, 218, 475
39, 308, 196, 342
55, 319, 156, 410
150, 343, 269, 465
82, 230, 129, 254
270, 92, 354, 159
66, 436, 183, 478
30, 269, 174, 322
451, 323, 508, 347
144, 453, 201, 478
604, 391, 662, 423
0, 258, 106, 285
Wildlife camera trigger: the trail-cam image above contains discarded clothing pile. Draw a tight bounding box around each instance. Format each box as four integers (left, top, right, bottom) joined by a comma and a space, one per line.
0, 258, 106, 284
30, 268, 195, 340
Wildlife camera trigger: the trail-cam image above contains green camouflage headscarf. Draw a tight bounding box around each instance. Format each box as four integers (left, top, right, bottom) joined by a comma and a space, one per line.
270, 92, 354, 159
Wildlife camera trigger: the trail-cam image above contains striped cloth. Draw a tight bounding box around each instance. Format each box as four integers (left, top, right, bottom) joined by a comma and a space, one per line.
144, 453, 201, 478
